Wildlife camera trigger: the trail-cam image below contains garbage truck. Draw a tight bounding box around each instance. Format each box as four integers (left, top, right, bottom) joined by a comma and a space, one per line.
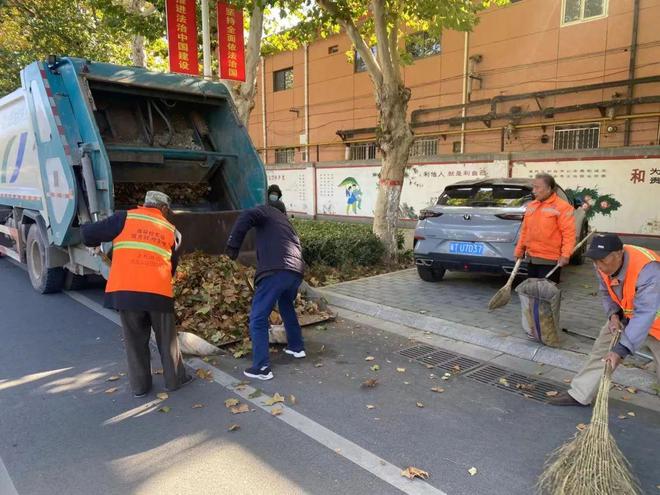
0, 57, 265, 293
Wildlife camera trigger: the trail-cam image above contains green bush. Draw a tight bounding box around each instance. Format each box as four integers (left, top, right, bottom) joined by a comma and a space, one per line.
292, 219, 386, 267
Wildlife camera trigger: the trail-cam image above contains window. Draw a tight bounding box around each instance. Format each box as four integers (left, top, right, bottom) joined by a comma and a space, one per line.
437, 186, 532, 208
273, 68, 294, 92
349, 142, 378, 160
409, 138, 438, 157
406, 32, 441, 60
274, 147, 295, 164
328, 45, 339, 54
452, 141, 462, 153
355, 46, 377, 73
562, 0, 607, 25
554, 123, 600, 150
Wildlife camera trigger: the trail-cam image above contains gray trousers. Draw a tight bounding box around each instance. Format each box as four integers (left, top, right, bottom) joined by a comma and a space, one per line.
568, 321, 660, 405
119, 310, 188, 394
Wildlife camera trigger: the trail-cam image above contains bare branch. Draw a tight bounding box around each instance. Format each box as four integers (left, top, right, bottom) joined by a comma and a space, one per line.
316, 0, 383, 86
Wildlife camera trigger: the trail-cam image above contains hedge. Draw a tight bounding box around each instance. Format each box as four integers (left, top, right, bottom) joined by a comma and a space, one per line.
291, 219, 390, 267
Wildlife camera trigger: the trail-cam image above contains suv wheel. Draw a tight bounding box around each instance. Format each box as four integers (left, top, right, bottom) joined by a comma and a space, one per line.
417, 265, 446, 282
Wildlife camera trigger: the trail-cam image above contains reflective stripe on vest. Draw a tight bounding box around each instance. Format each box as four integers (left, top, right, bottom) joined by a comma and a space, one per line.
598, 245, 660, 340
113, 241, 172, 260
126, 212, 176, 232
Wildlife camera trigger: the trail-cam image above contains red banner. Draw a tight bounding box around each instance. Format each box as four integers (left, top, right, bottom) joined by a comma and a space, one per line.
165, 0, 199, 75
217, 2, 245, 82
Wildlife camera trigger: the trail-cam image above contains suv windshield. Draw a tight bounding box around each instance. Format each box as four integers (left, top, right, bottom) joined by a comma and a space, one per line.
437, 186, 532, 207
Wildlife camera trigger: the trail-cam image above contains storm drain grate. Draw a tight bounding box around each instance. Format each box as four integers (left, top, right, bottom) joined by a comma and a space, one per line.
398, 345, 567, 403
466, 365, 568, 403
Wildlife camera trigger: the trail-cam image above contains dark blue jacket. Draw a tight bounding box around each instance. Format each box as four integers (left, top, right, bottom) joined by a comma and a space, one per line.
226, 203, 305, 282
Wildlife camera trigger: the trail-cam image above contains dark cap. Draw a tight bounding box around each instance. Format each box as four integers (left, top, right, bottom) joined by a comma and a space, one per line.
267, 184, 282, 199
585, 234, 624, 260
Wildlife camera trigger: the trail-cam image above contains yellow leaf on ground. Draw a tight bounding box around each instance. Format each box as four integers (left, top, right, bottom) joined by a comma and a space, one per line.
230, 403, 250, 414
156, 392, 169, 401
397, 368, 406, 373
627, 411, 636, 417
401, 467, 430, 480
441, 373, 451, 381
563, 378, 571, 384
224, 398, 240, 408
618, 414, 627, 420
452, 364, 461, 372
289, 395, 297, 405
362, 379, 378, 388
370, 365, 380, 372
159, 406, 171, 413
228, 424, 240, 431
195, 369, 212, 380
498, 378, 510, 387
315, 363, 324, 368
546, 391, 559, 397
106, 376, 120, 382
271, 407, 284, 416
104, 387, 118, 394
366, 405, 376, 409
192, 403, 204, 409
576, 423, 587, 431
264, 393, 285, 406
626, 387, 637, 394
365, 356, 375, 361
431, 387, 445, 393
468, 467, 478, 476
416, 402, 424, 408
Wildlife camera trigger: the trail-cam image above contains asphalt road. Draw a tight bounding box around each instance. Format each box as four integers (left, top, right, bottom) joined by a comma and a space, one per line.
1, 257, 658, 495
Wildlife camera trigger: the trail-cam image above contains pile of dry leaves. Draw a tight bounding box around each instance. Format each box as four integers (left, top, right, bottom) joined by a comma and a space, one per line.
174, 253, 329, 347
114, 182, 210, 206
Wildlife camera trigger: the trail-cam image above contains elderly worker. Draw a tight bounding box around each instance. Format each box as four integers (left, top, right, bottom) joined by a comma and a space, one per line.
514, 173, 576, 283
81, 191, 191, 397
550, 234, 660, 406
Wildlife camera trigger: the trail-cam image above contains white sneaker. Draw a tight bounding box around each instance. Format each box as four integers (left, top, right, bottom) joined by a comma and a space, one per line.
284, 348, 306, 358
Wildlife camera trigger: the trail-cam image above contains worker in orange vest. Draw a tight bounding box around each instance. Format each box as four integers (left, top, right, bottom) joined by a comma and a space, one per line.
550, 234, 660, 406
514, 173, 576, 282
82, 191, 191, 398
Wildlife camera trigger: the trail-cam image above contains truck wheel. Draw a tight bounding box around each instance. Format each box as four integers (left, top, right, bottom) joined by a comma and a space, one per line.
64, 270, 87, 291
417, 265, 446, 282
26, 224, 65, 294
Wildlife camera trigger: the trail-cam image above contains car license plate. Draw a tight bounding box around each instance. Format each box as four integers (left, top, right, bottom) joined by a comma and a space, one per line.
449, 242, 485, 256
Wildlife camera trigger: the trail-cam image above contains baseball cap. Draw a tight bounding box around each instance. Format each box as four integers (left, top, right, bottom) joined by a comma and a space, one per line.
585, 234, 623, 260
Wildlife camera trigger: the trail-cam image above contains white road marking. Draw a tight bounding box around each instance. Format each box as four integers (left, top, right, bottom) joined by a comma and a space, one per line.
65, 290, 449, 495
0, 455, 19, 495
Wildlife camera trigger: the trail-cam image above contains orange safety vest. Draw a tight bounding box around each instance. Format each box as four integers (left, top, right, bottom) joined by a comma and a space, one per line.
598, 245, 660, 341
105, 207, 176, 298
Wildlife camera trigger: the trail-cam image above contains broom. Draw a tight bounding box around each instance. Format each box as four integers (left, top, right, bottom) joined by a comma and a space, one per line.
488, 258, 523, 310
537, 330, 641, 495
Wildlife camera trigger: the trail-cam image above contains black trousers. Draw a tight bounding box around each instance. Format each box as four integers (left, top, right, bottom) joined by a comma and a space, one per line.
119, 310, 188, 394
527, 262, 561, 284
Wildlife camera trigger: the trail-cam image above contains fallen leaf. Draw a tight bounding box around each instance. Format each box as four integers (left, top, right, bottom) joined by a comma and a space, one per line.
563, 378, 571, 384
370, 365, 380, 372
159, 406, 171, 413
546, 391, 559, 397
248, 389, 263, 399
403, 381, 410, 385
396, 367, 406, 373
224, 398, 240, 408
153, 368, 163, 375
365, 356, 375, 361
452, 364, 461, 372
622, 396, 631, 401
431, 387, 445, 393
515, 383, 536, 392
416, 402, 424, 408
192, 403, 204, 409
230, 403, 250, 414
626, 387, 637, 394
271, 407, 284, 416
106, 376, 120, 382
441, 373, 451, 381
228, 424, 240, 431
576, 423, 587, 432
104, 387, 118, 394
498, 378, 510, 387
401, 467, 430, 480
264, 393, 285, 406
315, 363, 324, 368
362, 378, 379, 388
523, 393, 533, 399
468, 467, 478, 476
289, 395, 297, 405
627, 411, 636, 417
366, 405, 376, 409
196, 369, 212, 380
618, 414, 627, 420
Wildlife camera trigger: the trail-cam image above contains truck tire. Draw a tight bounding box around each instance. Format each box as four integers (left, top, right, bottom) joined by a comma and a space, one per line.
63, 270, 87, 291
26, 224, 65, 294
417, 265, 446, 282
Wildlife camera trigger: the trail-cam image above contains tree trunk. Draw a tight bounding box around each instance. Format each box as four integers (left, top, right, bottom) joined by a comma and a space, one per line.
372, 83, 414, 262
231, 4, 264, 126
131, 35, 146, 67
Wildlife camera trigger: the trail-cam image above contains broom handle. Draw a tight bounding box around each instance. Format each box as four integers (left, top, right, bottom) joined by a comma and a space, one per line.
504, 258, 523, 287
545, 230, 597, 279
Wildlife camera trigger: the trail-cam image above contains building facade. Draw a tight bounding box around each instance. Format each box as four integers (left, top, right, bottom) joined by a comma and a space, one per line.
249, 0, 660, 236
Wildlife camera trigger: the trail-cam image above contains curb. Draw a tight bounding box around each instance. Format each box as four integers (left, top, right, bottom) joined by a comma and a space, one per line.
316, 288, 658, 395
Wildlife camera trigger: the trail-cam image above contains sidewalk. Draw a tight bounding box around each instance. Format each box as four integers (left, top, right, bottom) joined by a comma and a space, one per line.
314, 262, 659, 395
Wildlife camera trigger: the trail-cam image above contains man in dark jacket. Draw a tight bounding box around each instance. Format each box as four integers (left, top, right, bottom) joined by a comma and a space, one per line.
226, 185, 306, 380
82, 191, 191, 397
